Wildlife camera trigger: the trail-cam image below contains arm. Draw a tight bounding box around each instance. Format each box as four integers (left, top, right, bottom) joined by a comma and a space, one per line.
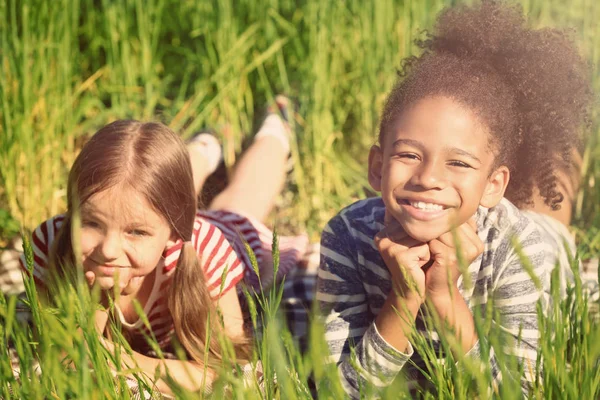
429, 219, 550, 395
486, 226, 550, 394
191, 218, 247, 340
92, 288, 243, 396
98, 222, 248, 394
425, 219, 483, 356
317, 215, 418, 399
98, 277, 246, 395
216, 288, 245, 340
101, 339, 216, 395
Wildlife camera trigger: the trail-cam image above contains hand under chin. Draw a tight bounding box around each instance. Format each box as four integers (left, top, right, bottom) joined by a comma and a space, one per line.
121, 276, 145, 295
93, 268, 135, 293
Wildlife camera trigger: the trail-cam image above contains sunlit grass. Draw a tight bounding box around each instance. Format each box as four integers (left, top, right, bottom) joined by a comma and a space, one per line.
1, 0, 599, 398
0, 0, 597, 242
2, 230, 600, 398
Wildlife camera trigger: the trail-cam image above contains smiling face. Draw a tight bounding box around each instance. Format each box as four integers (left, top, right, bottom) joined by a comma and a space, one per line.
79, 184, 176, 294
369, 96, 509, 242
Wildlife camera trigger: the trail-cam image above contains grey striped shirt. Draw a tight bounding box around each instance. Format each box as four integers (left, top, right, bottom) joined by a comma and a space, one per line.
317, 197, 555, 398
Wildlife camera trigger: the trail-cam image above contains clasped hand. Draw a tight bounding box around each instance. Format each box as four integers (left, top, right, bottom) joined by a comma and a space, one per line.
84, 267, 144, 334
374, 212, 483, 304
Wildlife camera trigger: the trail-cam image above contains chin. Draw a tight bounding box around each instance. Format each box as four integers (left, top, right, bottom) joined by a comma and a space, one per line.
400, 223, 448, 243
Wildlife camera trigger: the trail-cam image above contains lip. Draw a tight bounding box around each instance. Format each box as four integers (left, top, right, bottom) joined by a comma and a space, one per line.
97, 265, 130, 276
398, 197, 449, 207
397, 198, 451, 221
88, 259, 130, 276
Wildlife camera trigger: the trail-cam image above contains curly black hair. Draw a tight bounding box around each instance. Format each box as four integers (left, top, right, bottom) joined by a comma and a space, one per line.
379, 0, 593, 210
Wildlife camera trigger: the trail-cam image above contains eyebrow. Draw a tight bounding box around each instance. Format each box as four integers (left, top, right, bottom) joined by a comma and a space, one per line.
450, 147, 482, 163
391, 138, 425, 151
80, 203, 103, 216
81, 203, 158, 226
391, 138, 482, 163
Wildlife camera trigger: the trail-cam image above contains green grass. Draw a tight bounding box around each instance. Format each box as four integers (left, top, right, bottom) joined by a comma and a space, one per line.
2, 231, 600, 398
1, 0, 597, 241
0, 0, 599, 398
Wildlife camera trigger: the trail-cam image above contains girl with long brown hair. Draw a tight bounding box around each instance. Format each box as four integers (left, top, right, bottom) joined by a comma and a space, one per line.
18, 97, 311, 394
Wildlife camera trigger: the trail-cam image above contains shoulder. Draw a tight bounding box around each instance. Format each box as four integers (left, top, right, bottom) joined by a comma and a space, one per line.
27, 214, 67, 257
479, 198, 553, 269
323, 197, 385, 240
19, 214, 67, 281
320, 198, 385, 274
191, 213, 231, 252
479, 198, 543, 242
31, 215, 67, 243
190, 213, 244, 293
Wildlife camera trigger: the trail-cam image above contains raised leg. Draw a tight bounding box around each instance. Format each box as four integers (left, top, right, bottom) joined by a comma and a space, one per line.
188, 133, 222, 197
208, 111, 290, 223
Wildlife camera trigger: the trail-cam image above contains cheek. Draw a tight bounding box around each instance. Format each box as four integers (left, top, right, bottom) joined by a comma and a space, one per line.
128, 241, 166, 274
455, 180, 487, 214
382, 163, 408, 191
80, 230, 98, 256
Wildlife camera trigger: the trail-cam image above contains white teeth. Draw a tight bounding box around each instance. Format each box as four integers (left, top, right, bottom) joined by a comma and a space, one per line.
410, 201, 444, 211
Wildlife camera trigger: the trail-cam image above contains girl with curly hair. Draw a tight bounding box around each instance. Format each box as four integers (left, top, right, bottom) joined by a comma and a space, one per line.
317, 1, 593, 397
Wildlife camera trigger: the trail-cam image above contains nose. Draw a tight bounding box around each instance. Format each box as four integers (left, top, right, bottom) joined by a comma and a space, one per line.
409, 160, 446, 190
97, 231, 123, 262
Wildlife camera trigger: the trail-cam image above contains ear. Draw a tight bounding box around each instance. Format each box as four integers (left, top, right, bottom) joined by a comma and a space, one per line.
166, 233, 179, 249
480, 165, 510, 208
368, 145, 383, 192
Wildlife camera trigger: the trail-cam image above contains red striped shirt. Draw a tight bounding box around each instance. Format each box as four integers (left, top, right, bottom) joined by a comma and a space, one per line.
19, 213, 245, 351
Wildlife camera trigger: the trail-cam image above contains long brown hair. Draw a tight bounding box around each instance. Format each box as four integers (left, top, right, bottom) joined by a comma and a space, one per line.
49, 120, 249, 365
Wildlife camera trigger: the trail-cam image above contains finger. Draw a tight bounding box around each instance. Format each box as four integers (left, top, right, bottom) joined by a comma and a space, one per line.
377, 235, 430, 271
85, 271, 96, 287
375, 233, 405, 254
387, 227, 409, 243
375, 233, 422, 253
436, 231, 455, 248
436, 223, 482, 265
376, 226, 408, 246
383, 211, 402, 230
467, 215, 478, 231
380, 214, 410, 244
115, 268, 133, 290
458, 223, 484, 259
410, 242, 432, 266
428, 238, 450, 258
389, 244, 431, 273
458, 221, 479, 242
129, 276, 143, 287
436, 219, 478, 249
428, 239, 458, 269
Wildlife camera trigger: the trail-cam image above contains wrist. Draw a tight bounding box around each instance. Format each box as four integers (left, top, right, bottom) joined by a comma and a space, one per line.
390, 281, 425, 305
427, 287, 462, 319
428, 292, 478, 355
427, 285, 460, 305
374, 290, 421, 354
384, 290, 422, 317
94, 308, 110, 334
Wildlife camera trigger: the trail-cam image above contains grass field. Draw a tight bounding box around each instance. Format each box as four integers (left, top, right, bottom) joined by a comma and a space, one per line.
1, 0, 599, 398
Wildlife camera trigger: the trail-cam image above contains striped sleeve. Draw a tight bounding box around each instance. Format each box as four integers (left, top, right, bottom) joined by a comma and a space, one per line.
317, 213, 412, 399
194, 217, 245, 299
480, 215, 552, 395
18, 216, 65, 288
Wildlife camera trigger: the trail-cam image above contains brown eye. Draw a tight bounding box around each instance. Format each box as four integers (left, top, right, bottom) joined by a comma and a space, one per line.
398, 153, 420, 160
448, 160, 472, 168
82, 220, 100, 229
129, 229, 149, 237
